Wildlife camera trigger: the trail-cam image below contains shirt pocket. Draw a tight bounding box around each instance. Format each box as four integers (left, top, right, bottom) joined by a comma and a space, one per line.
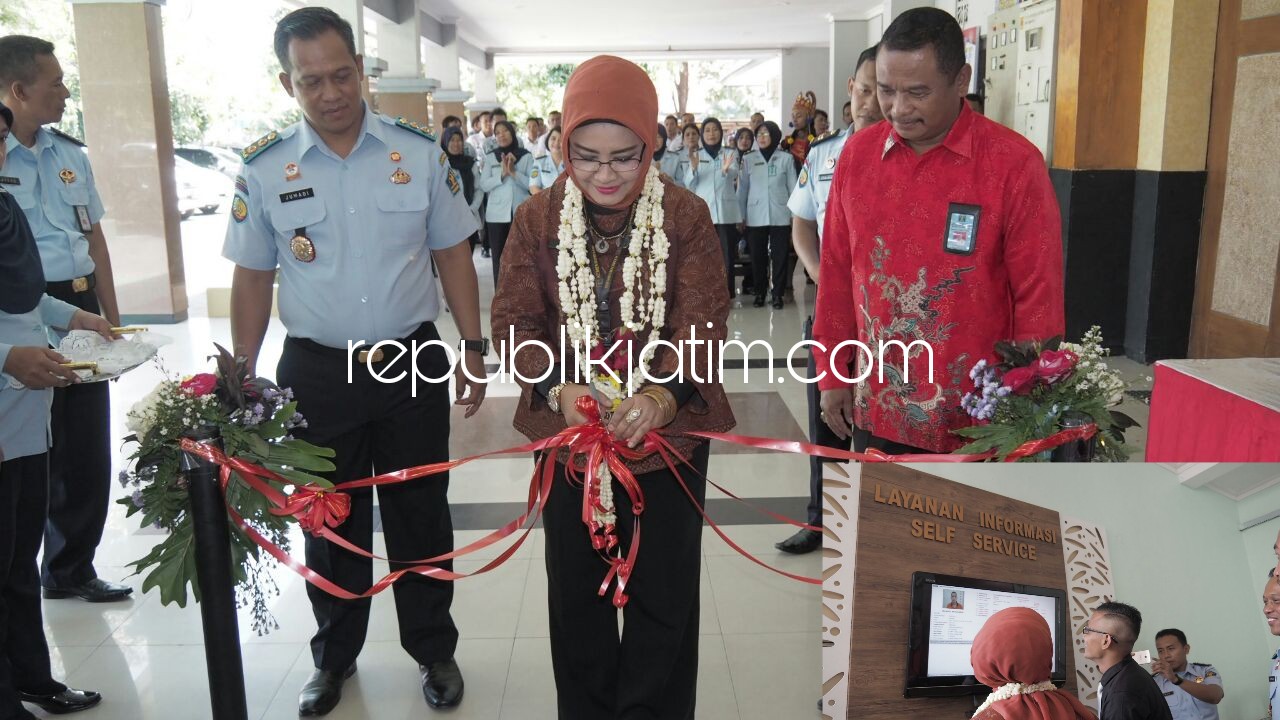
375, 185, 430, 246
59, 184, 91, 208
266, 198, 329, 265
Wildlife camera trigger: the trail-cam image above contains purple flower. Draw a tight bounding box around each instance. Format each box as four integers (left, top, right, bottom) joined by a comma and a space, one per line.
131, 489, 144, 508
118, 470, 131, 488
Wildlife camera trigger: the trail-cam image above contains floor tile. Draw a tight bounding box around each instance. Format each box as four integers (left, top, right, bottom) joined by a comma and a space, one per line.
705, 554, 821, 635
724, 632, 821, 720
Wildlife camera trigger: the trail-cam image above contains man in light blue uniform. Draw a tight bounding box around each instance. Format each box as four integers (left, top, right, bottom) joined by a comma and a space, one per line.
0, 35, 131, 602
1266, 570, 1280, 719
1151, 629, 1223, 720
1, 99, 109, 719
222, 9, 486, 716
775, 44, 882, 554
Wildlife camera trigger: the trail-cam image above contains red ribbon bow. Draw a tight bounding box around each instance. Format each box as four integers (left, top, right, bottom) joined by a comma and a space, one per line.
273, 485, 352, 534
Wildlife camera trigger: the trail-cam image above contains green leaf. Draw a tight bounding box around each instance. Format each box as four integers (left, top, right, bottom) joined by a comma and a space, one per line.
263, 464, 334, 489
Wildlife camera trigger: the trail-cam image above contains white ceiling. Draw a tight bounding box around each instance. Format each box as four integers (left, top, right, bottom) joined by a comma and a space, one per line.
418, 0, 885, 54
1162, 463, 1280, 502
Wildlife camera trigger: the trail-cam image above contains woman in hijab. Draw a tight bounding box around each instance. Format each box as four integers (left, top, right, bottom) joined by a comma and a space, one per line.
738, 120, 797, 308
970, 608, 1097, 720
490, 56, 735, 719
683, 117, 741, 298
441, 126, 483, 244
478, 119, 533, 283
529, 126, 565, 195
1, 100, 110, 720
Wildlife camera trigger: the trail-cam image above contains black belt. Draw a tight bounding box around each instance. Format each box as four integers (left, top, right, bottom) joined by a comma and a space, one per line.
45, 272, 96, 296
286, 322, 438, 364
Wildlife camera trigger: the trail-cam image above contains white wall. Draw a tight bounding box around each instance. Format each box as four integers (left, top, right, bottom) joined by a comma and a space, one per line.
904, 463, 1275, 720
778, 47, 830, 128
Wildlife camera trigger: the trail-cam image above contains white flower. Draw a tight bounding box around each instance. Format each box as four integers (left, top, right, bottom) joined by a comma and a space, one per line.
971, 681, 1057, 718
125, 381, 169, 437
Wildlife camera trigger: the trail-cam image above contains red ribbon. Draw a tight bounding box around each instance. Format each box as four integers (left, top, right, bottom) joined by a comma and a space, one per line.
179, 410, 1093, 605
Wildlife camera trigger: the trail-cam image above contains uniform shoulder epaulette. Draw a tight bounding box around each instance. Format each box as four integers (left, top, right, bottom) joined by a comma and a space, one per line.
241, 130, 283, 164
391, 116, 436, 142
49, 127, 86, 148
810, 131, 842, 150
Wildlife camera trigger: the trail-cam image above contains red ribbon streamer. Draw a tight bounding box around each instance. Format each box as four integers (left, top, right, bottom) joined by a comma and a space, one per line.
179, 410, 1094, 605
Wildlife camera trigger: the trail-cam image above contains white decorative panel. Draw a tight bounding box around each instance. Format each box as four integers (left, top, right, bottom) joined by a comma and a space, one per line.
821, 464, 861, 720
1060, 516, 1114, 709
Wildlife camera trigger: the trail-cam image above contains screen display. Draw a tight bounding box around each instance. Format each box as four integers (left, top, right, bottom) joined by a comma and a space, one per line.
925, 584, 1058, 677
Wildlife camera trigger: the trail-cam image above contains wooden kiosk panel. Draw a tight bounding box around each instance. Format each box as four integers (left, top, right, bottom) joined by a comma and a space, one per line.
846, 465, 1075, 717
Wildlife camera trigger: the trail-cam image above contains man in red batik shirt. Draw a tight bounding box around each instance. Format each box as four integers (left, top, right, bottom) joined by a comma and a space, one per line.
814, 7, 1064, 454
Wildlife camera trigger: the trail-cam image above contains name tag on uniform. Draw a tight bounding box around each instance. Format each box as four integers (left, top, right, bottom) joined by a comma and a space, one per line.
1162, 692, 1174, 697
944, 202, 980, 255
0, 176, 20, 186
279, 188, 315, 203
75, 205, 92, 232
769, 164, 778, 177
818, 173, 834, 182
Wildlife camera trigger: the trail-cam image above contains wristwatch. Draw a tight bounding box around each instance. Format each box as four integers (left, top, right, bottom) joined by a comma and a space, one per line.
461, 337, 490, 356
547, 383, 567, 414
1172, 676, 1183, 686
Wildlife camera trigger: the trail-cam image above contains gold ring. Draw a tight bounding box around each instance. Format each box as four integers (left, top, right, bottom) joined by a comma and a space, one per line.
625, 408, 642, 423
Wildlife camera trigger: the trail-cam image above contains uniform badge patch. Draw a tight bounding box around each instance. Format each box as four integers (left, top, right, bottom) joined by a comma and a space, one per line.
391, 168, 412, 185
798, 167, 809, 187
391, 151, 402, 162
437, 152, 447, 166
285, 162, 301, 181
531, 168, 540, 179
231, 195, 248, 223
59, 168, 76, 185
825, 156, 836, 170
291, 233, 316, 263
234, 175, 249, 196
446, 170, 461, 195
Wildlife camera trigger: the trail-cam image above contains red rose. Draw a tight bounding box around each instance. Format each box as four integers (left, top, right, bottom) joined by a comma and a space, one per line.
1002, 367, 1038, 395
1033, 349, 1078, 385
180, 373, 218, 397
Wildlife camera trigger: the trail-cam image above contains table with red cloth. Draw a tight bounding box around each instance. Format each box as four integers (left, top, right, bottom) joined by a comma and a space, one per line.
1145, 358, 1280, 462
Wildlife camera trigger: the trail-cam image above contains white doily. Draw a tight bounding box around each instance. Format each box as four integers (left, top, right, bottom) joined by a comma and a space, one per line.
5, 330, 170, 388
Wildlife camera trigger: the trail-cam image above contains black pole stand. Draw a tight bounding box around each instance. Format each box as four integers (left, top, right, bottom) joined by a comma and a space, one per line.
180, 425, 249, 720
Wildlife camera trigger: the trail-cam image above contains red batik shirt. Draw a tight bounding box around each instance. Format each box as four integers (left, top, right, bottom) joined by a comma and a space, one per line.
812, 102, 1064, 452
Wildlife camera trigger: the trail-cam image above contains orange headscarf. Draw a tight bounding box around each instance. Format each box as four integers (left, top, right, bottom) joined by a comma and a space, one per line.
559, 55, 658, 209
970, 608, 1096, 720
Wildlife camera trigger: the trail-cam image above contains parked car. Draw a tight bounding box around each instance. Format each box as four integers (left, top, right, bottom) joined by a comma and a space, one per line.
175, 156, 230, 219
176, 146, 240, 179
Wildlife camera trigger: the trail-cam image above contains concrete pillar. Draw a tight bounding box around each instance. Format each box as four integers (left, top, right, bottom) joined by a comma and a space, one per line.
375, 4, 430, 125
69, 0, 186, 323
424, 22, 472, 129
883, 0, 934, 22
779, 48, 830, 128
828, 18, 873, 127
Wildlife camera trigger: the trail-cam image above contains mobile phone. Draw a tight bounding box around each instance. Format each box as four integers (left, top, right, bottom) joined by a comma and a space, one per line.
1131, 649, 1152, 664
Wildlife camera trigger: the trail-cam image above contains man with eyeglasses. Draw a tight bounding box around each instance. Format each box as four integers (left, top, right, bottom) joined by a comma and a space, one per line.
1083, 602, 1172, 720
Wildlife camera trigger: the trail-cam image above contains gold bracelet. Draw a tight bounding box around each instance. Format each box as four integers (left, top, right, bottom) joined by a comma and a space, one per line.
640, 386, 677, 425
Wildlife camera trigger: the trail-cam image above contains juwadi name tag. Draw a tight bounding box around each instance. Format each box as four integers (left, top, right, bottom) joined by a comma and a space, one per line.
291, 234, 316, 263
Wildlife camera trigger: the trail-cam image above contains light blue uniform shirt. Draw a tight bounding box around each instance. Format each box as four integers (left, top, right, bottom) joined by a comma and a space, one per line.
478, 151, 532, 222
1154, 662, 1221, 720
2, 128, 105, 281
222, 106, 477, 349
528, 153, 564, 192
1270, 650, 1279, 720
739, 148, 798, 227
0, 291, 78, 461
683, 148, 741, 225
656, 152, 682, 184
787, 128, 848, 241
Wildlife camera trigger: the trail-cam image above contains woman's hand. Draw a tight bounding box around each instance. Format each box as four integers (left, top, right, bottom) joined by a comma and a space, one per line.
68, 310, 118, 340
2, 347, 78, 388
501, 154, 515, 178
606, 394, 666, 448
722, 150, 735, 174
689, 148, 699, 171
558, 384, 595, 427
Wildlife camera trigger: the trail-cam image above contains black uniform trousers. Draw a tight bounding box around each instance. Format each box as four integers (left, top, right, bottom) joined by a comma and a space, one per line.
276, 322, 458, 672
487, 222, 512, 286
41, 282, 111, 588
714, 224, 738, 297
746, 225, 792, 301
543, 442, 709, 720
802, 316, 863, 526
0, 454, 65, 720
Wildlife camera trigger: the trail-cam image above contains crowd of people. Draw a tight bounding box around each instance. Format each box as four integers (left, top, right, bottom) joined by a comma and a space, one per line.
2, 5, 1279, 720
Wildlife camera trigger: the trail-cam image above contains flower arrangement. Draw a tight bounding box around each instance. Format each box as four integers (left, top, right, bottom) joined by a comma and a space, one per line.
119, 344, 335, 633
954, 327, 1138, 462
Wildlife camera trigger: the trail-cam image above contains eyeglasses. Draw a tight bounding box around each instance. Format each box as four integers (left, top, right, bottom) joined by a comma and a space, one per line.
1080, 625, 1112, 639
569, 156, 642, 173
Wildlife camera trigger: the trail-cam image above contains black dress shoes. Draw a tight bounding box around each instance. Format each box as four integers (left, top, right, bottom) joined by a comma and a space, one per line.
298, 663, 357, 717
772, 297, 784, 309
752, 295, 766, 308
776, 528, 822, 554
18, 687, 101, 714
420, 657, 464, 709
42, 578, 133, 603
